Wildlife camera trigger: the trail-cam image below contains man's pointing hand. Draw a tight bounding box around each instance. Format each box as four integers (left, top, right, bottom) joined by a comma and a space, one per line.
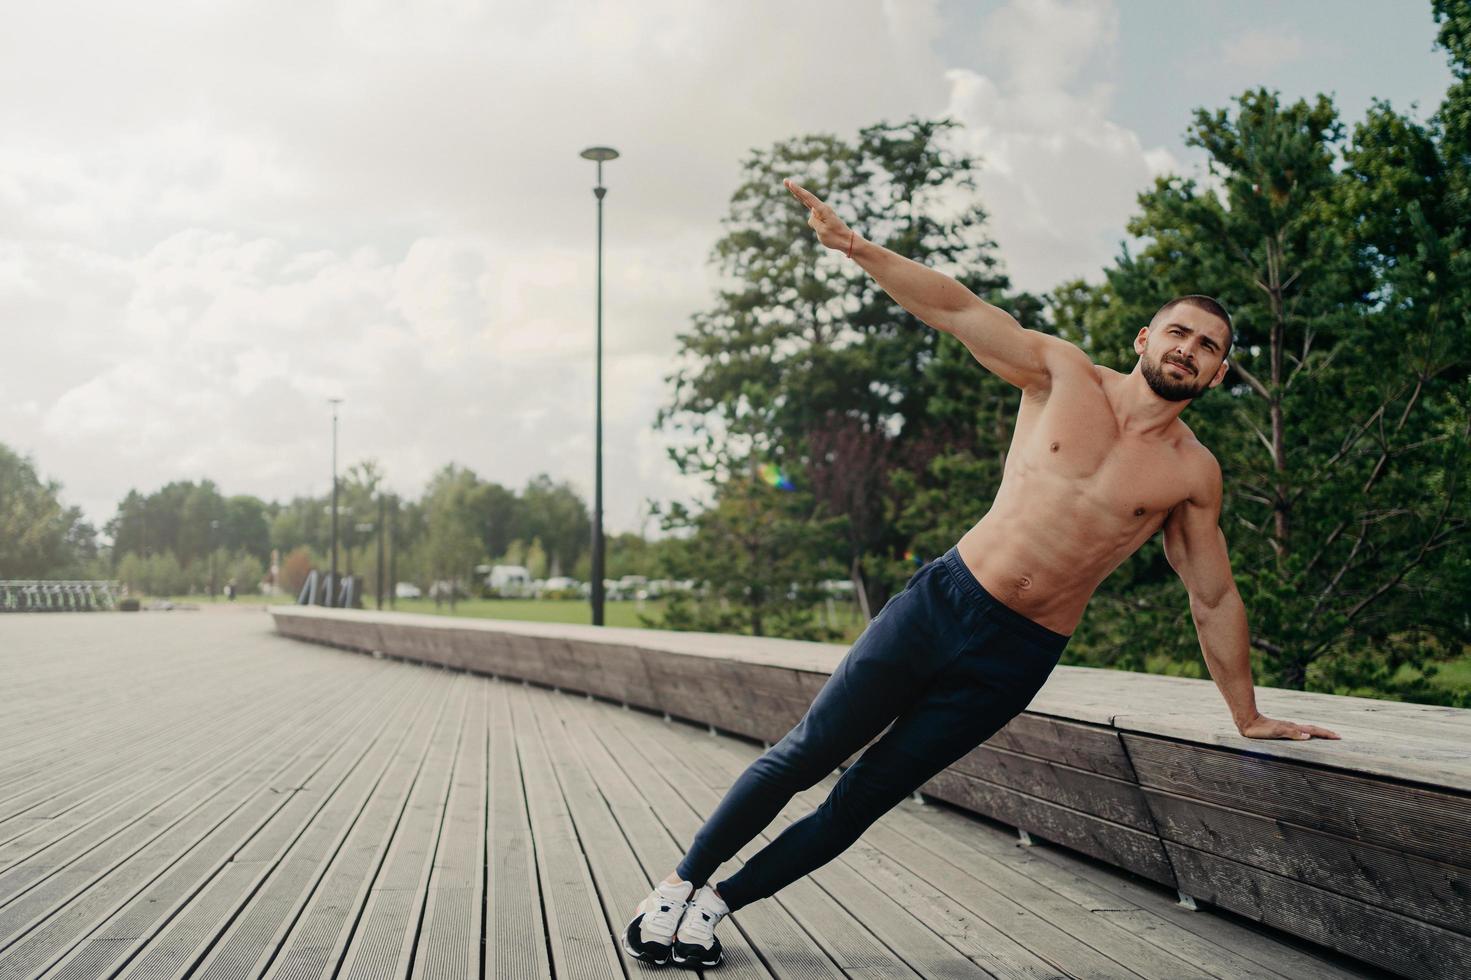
784, 179, 855, 254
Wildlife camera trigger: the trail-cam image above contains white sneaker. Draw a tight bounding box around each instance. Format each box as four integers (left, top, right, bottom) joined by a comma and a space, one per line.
622, 879, 693, 965
672, 884, 729, 968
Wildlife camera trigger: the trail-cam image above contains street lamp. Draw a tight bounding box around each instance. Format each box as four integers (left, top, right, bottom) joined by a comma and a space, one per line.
328, 397, 343, 606
209, 519, 221, 599
580, 144, 618, 627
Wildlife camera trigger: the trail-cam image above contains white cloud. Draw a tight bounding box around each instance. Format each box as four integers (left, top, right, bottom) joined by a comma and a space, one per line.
1221, 29, 1307, 72
935, 0, 1177, 294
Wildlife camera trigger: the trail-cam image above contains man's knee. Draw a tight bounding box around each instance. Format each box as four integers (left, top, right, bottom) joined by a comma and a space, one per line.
756, 733, 840, 791
825, 766, 912, 833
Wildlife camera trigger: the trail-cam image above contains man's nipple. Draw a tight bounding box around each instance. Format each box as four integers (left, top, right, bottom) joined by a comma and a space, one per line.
1049, 442, 1060, 453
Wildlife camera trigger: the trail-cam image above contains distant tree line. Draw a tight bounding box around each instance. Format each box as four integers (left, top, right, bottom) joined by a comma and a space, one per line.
0, 446, 668, 603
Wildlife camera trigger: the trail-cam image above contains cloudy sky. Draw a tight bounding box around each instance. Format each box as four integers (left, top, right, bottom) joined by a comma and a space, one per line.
1, 0, 1454, 539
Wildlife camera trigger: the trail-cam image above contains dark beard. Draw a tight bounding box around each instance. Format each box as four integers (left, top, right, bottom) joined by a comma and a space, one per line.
1141, 355, 1206, 402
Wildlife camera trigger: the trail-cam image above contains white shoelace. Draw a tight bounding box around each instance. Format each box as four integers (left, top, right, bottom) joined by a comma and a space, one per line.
647, 894, 685, 941
680, 898, 725, 947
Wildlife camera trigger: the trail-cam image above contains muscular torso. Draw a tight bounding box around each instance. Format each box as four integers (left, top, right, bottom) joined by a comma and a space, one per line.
957, 357, 1209, 635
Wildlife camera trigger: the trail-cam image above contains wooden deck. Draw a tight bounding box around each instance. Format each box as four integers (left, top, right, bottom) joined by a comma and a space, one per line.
0, 612, 1390, 980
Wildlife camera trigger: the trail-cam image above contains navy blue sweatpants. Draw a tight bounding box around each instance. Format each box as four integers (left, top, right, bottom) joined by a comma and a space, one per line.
675, 544, 1069, 911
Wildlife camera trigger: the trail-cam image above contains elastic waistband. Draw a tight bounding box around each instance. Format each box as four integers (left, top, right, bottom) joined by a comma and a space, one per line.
939, 545, 1071, 648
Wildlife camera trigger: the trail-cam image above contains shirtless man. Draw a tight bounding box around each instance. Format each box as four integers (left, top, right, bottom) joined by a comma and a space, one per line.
622, 178, 1340, 970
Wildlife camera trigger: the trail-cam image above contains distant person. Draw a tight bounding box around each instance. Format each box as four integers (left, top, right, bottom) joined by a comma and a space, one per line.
622, 178, 1340, 970
224, 581, 236, 601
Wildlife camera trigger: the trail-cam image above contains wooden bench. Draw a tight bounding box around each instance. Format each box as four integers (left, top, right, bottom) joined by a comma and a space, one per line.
270, 604, 1471, 979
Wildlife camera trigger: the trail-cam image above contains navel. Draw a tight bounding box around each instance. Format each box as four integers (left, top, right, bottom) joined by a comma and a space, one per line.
1017, 575, 1033, 590
1049, 442, 1060, 453
1133, 507, 1146, 517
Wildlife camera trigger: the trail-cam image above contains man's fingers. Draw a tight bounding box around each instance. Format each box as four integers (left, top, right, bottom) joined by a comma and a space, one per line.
783, 178, 823, 210
1301, 724, 1341, 739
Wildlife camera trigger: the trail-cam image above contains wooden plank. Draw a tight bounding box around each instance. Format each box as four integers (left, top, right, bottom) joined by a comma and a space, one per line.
0, 655, 335, 820
0, 658, 384, 932
98, 668, 435, 980
483, 680, 552, 980
0, 651, 286, 791
983, 714, 1136, 782
182, 669, 439, 980
335, 678, 471, 980
0, 656, 355, 871
1123, 735, 1471, 867
921, 769, 1177, 887
33, 662, 406, 980
1166, 840, 1471, 980
896, 794, 1374, 980
259, 671, 456, 980
947, 743, 1155, 833
0, 658, 364, 868
0, 653, 399, 980
1143, 787, 1471, 934
547, 638, 654, 709
521, 687, 707, 979
411, 676, 489, 980
504, 683, 622, 980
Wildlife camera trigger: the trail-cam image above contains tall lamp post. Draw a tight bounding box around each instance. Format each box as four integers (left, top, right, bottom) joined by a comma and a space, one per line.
580, 144, 618, 627
328, 397, 343, 607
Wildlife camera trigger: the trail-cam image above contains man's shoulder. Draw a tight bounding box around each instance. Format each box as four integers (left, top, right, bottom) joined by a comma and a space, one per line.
1173, 426, 1223, 500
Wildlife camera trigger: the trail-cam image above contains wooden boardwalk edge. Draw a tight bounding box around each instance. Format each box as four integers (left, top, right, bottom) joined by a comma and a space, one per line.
270, 605, 1469, 980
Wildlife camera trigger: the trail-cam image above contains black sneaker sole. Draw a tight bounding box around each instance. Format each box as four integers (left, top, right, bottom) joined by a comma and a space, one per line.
671, 943, 723, 969
622, 937, 672, 966
622, 914, 673, 966
671, 952, 722, 969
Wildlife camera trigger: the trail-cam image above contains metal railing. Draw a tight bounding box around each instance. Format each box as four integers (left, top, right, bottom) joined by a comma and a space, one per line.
0, 580, 122, 612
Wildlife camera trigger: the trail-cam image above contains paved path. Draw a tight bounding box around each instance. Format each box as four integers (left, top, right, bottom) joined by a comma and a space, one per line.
0, 613, 1386, 979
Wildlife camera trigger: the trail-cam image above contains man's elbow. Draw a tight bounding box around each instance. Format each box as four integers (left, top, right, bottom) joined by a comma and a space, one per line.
1190, 586, 1243, 620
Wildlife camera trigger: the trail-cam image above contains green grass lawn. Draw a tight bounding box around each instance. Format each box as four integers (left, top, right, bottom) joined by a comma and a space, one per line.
386, 596, 670, 629
379, 596, 871, 639
151, 592, 286, 606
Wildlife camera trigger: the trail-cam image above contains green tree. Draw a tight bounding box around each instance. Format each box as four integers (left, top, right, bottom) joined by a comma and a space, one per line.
0, 443, 96, 578
1066, 84, 1468, 698
270, 495, 331, 557
524, 537, 549, 580
656, 117, 1017, 626
515, 474, 590, 577
422, 464, 483, 610
649, 467, 845, 640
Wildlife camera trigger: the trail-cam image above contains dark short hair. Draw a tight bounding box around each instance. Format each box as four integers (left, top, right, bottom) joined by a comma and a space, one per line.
1152, 295, 1233, 356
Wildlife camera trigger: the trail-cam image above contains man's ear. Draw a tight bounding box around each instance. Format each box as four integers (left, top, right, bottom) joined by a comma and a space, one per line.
1208, 358, 1229, 388
1133, 326, 1150, 355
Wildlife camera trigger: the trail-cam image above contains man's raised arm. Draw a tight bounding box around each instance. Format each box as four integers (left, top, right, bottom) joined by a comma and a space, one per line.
784, 178, 1069, 391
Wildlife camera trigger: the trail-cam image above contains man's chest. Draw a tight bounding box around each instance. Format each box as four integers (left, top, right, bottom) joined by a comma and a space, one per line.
1010, 390, 1194, 518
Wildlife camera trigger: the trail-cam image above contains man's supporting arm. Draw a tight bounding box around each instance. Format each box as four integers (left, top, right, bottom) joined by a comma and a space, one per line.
1187, 579, 1261, 731
1163, 455, 1339, 740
